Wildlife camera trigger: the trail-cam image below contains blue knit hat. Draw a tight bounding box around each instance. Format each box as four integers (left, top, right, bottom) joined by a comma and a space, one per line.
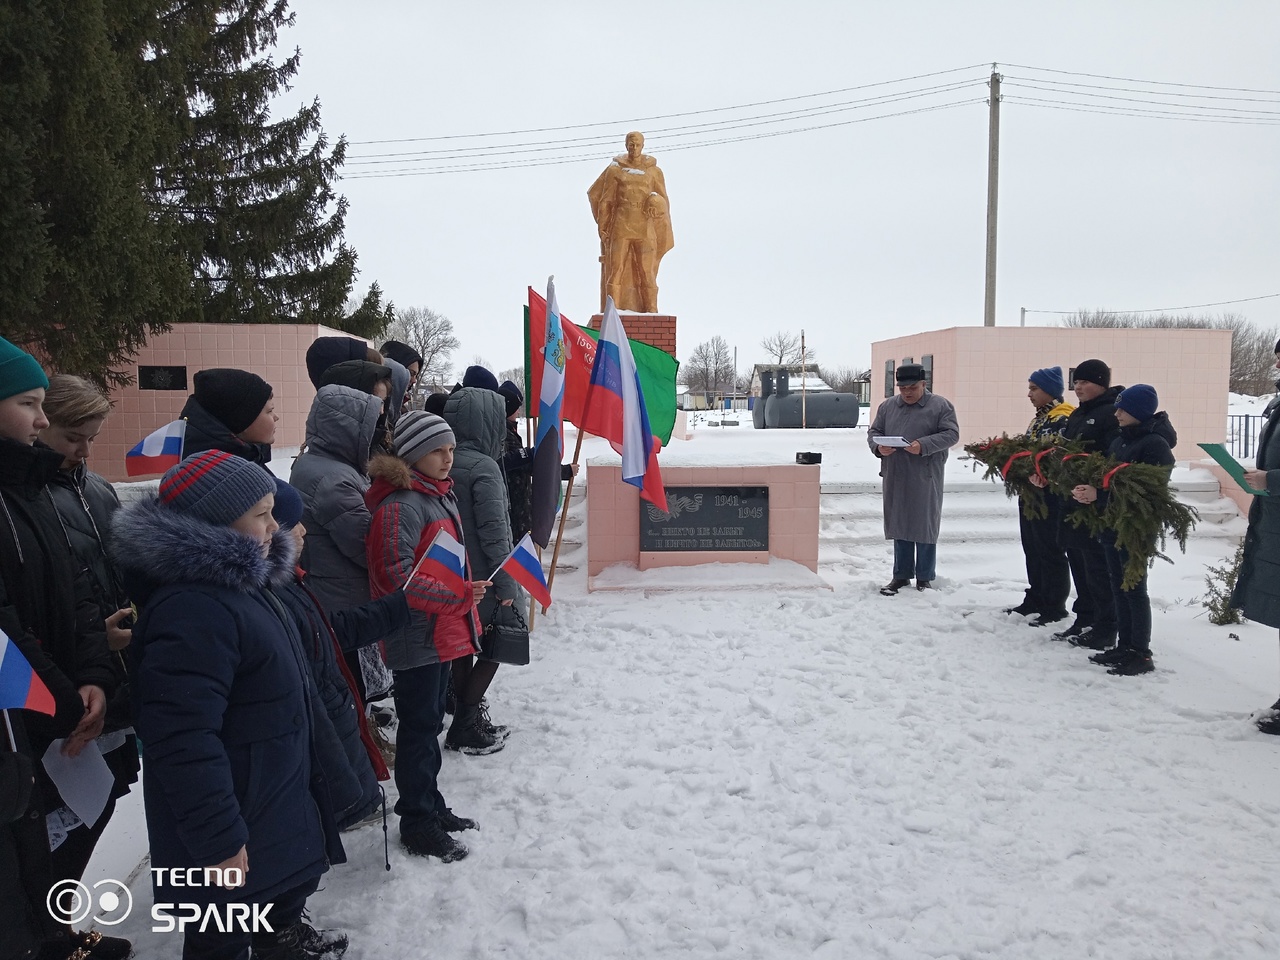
1029, 366, 1064, 400
1115, 384, 1158, 422
0, 336, 50, 402
271, 478, 305, 529
159, 451, 277, 527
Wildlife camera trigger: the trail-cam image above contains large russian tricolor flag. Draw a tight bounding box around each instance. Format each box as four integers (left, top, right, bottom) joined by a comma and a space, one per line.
497, 533, 552, 609
530, 277, 566, 547
0, 628, 56, 716
411, 528, 468, 600
580, 297, 668, 512
125, 420, 186, 477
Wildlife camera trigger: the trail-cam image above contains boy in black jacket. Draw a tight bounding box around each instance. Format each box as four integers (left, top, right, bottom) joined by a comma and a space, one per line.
1052, 359, 1123, 649
1070, 385, 1176, 675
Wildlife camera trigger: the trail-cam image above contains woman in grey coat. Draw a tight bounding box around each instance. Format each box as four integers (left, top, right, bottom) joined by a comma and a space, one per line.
867, 364, 960, 595
290, 384, 395, 703
1230, 342, 1280, 732
442, 386, 526, 752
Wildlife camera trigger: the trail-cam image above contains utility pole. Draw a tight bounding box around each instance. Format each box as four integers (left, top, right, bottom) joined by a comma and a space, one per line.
983, 66, 1002, 327
800, 329, 807, 428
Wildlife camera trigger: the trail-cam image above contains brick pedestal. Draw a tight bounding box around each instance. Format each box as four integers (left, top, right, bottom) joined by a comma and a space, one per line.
589, 314, 677, 357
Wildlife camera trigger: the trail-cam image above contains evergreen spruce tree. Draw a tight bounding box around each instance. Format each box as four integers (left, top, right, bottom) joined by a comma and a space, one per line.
150, 0, 384, 329
0, 0, 189, 387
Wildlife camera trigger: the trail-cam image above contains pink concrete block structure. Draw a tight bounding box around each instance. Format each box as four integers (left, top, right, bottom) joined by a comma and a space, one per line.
585, 463, 821, 584
871, 327, 1230, 453
94, 323, 363, 482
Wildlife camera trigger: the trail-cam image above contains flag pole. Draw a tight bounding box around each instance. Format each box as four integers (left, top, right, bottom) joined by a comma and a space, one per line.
545, 346, 605, 607
544, 421, 588, 610
3, 710, 17, 752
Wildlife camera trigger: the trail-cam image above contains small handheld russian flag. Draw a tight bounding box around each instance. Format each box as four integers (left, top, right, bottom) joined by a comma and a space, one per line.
0, 628, 56, 716
497, 533, 552, 609
410, 528, 469, 600
126, 419, 186, 477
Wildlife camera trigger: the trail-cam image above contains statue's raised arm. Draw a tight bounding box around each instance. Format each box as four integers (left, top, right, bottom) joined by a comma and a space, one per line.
587, 131, 674, 313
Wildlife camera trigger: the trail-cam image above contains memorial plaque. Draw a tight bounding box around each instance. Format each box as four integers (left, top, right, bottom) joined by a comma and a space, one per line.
137, 365, 188, 391
640, 486, 769, 552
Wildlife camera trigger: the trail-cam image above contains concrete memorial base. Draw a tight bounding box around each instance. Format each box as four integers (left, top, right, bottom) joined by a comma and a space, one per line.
586, 461, 822, 592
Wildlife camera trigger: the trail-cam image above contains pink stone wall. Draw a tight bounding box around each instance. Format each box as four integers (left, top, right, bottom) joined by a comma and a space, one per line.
93, 323, 364, 482
586, 464, 821, 581
871, 327, 1231, 453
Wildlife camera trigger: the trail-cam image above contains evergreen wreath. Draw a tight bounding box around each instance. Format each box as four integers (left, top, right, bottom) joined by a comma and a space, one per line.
962, 434, 1086, 520
964, 435, 1199, 589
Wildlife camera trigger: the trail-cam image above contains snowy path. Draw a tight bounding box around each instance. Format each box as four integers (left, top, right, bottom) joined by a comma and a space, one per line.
100, 421, 1280, 959
112, 548, 1280, 959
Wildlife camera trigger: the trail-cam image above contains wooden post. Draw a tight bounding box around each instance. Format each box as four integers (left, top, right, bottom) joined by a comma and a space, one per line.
800, 329, 807, 429
544, 426, 587, 610
984, 66, 1002, 327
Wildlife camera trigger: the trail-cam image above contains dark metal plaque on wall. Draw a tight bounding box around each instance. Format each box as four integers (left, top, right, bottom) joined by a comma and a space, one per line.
137, 365, 188, 391
640, 486, 769, 552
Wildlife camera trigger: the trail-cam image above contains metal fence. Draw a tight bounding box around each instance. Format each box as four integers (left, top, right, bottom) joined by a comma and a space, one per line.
1227, 414, 1265, 459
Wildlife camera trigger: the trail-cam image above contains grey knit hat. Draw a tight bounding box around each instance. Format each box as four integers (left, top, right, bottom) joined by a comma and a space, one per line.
159, 451, 277, 526
394, 411, 455, 466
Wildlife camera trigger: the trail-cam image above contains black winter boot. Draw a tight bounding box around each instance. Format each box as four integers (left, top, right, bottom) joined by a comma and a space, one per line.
478, 699, 509, 740
253, 920, 349, 959
445, 703, 504, 755
401, 819, 468, 861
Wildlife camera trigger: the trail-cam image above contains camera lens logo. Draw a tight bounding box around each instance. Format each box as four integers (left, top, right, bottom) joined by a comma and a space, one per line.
47, 879, 133, 926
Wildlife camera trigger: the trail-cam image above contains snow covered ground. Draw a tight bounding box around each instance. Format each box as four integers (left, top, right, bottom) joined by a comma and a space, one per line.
89, 409, 1280, 960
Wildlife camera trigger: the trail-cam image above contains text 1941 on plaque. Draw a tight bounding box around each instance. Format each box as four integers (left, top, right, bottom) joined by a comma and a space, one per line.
640, 486, 768, 552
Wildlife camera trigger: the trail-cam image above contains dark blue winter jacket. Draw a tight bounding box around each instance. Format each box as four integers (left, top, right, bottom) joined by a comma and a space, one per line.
270, 575, 406, 827
112, 498, 344, 907
1107, 411, 1177, 467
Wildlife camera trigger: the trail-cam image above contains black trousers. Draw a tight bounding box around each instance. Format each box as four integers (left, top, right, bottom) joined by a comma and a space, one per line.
1018, 499, 1070, 614
1063, 534, 1117, 634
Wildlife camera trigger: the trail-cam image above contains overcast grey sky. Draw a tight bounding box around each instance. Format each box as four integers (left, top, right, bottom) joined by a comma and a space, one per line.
285, 1, 1279, 378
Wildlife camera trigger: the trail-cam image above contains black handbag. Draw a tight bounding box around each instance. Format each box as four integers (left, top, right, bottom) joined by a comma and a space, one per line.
480, 602, 530, 666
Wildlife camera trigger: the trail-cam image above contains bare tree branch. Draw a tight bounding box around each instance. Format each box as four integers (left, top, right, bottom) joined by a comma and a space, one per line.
382, 305, 460, 391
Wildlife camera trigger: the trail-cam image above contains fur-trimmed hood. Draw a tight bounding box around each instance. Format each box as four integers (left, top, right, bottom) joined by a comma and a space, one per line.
111, 496, 296, 600
365, 453, 452, 509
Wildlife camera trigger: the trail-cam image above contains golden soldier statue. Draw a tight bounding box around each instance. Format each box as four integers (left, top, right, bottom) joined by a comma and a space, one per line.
587, 131, 674, 313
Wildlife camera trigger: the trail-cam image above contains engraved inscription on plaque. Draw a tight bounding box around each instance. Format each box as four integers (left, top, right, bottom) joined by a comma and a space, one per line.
640, 486, 769, 552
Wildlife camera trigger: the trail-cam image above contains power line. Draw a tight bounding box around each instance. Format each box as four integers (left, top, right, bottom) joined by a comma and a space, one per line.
1025, 293, 1280, 316
1002, 80, 1280, 116
345, 79, 985, 166
1002, 74, 1280, 106
348, 63, 990, 146
1005, 96, 1280, 125
340, 98, 985, 179
1001, 62, 1280, 96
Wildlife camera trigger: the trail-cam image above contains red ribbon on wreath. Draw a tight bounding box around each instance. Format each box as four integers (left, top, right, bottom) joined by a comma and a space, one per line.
1101, 462, 1132, 489
1001, 450, 1034, 479
1033, 446, 1060, 481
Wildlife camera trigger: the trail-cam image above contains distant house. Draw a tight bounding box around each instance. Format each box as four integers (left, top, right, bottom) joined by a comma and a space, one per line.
675, 383, 710, 411
748, 363, 832, 397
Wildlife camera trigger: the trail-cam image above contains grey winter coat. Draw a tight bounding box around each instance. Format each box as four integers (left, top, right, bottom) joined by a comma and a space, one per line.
1231, 397, 1280, 627
442, 388, 524, 627
867, 391, 960, 544
290, 385, 383, 613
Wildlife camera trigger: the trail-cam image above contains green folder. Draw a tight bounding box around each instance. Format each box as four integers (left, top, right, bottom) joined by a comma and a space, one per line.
1198, 442, 1269, 495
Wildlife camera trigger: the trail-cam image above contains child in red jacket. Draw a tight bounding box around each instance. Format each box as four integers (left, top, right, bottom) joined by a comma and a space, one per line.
365, 412, 489, 862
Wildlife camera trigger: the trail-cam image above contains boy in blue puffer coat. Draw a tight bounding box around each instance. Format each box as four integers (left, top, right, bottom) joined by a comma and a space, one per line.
113, 452, 348, 960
